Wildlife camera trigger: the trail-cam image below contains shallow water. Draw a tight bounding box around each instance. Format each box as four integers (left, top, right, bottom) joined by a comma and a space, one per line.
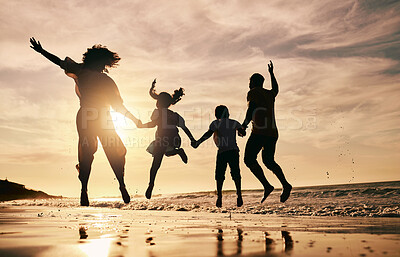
6, 181, 400, 218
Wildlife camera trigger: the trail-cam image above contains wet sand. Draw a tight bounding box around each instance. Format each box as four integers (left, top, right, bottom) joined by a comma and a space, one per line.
0, 205, 399, 257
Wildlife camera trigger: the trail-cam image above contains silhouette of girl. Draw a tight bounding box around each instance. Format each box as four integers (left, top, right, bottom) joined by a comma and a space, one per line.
137, 79, 195, 199
29, 37, 139, 206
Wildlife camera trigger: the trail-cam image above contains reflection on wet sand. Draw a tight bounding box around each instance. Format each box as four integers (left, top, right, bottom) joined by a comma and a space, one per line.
217, 228, 224, 256
78, 238, 113, 257
76, 224, 130, 257
79, 226, 88, 239
237, 228, 243, 255
281, 231, 293, 254
216, 228, 294, 256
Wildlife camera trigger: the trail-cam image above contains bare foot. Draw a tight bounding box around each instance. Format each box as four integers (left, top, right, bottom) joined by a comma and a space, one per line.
178, 148, 188, 164
237, 196, 243, 207
216, 197, 222, 208
261, 185, 274, 203
120, 186, 130, 204
80, 190, 89, 206
280, 184, 292, 203
145, 184, 154, 199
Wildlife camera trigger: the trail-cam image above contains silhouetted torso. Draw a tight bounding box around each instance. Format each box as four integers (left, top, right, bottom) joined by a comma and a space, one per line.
151, 108, 184, 141
209, 118, 241, 153
60, 57, 123, 109
247, 87, 278, 138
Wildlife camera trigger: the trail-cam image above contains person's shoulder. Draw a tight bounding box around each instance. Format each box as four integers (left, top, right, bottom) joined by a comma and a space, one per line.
210, 119, 219, 126
247, 87, 261, 100
168, 109, 179, 117
60, 57, 82, 73
228, 118, 241, 127
263, 88, 275, 97
63, 57, 81, 65
100, 72, 113, 80
253, 87, 272, 96
151, 109, 160, 120
209, 119, 219, 130
229, 118, 240, 124
99, 73, 117, 86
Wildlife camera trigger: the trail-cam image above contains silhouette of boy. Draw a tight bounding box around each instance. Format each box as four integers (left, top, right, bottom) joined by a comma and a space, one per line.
192, 105, 245, 207
29, 37, 139, 206
241, 61, 292, 203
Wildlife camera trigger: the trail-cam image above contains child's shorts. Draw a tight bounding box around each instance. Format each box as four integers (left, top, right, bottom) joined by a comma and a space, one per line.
215, 149, 241, 181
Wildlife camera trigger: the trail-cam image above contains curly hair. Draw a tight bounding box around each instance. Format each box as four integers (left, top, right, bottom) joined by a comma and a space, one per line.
82, 44, 120, 73
171, 88, 184, 105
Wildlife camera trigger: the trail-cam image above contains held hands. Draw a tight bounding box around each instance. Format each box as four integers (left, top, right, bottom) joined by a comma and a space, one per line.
135, 119, 143, 128
191, 140, 199, 149
30, 37, 43, 53
238, 127, 246, 137
268, 60, 274, 74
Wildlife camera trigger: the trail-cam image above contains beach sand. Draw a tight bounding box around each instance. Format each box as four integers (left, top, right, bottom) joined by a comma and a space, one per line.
0, 204, 399, 257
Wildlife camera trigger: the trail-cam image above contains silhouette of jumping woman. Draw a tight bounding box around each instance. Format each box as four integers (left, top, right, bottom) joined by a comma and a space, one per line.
241, 60, 292, 203
136, 79, 195, 199
192, 105, 246, 207
29, 37, 139, 206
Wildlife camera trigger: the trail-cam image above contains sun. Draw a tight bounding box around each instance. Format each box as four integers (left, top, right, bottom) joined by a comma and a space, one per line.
109, 110, 131, 139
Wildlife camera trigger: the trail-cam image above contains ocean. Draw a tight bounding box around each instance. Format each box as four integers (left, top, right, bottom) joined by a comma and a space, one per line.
3, 181, 399, 218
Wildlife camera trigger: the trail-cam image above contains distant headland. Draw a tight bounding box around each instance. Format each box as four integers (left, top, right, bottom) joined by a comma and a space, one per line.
0, 179, 61, 201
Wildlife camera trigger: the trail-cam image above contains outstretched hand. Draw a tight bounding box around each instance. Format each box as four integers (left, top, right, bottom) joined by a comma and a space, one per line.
30, 37, 43, 53
151, 78, 156, 88
268, 60, 274, 74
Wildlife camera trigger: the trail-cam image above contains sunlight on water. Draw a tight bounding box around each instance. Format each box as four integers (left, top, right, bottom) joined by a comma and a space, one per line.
78, 237, 113, 257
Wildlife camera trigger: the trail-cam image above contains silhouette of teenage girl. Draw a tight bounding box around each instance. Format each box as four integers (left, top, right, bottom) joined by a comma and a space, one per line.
30, 37, 139, 206
137, 79, 195, 199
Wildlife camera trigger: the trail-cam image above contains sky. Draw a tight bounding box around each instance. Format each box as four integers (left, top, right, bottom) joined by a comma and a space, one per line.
0, 0, 399, 197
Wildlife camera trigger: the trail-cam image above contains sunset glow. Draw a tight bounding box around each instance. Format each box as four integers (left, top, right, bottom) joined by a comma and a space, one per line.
0, 0, 399, 197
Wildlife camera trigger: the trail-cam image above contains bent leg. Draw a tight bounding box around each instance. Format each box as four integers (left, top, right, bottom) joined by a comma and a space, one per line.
244, 134, 273, 186
76, 108, 99, 206
244, 134, 274, 203
262, 137, 291, 202
164, 136, 187, 163
165, 148, 188, 164
100, 131, 130, 203
77, 134, 97, 206
262, 137, 290, 187
78, 135, 98, 192
100, 132, 127, 187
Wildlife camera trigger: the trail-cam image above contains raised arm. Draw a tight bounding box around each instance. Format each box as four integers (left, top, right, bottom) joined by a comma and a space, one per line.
268, 60, 279, 97
30, 37, 61, 66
